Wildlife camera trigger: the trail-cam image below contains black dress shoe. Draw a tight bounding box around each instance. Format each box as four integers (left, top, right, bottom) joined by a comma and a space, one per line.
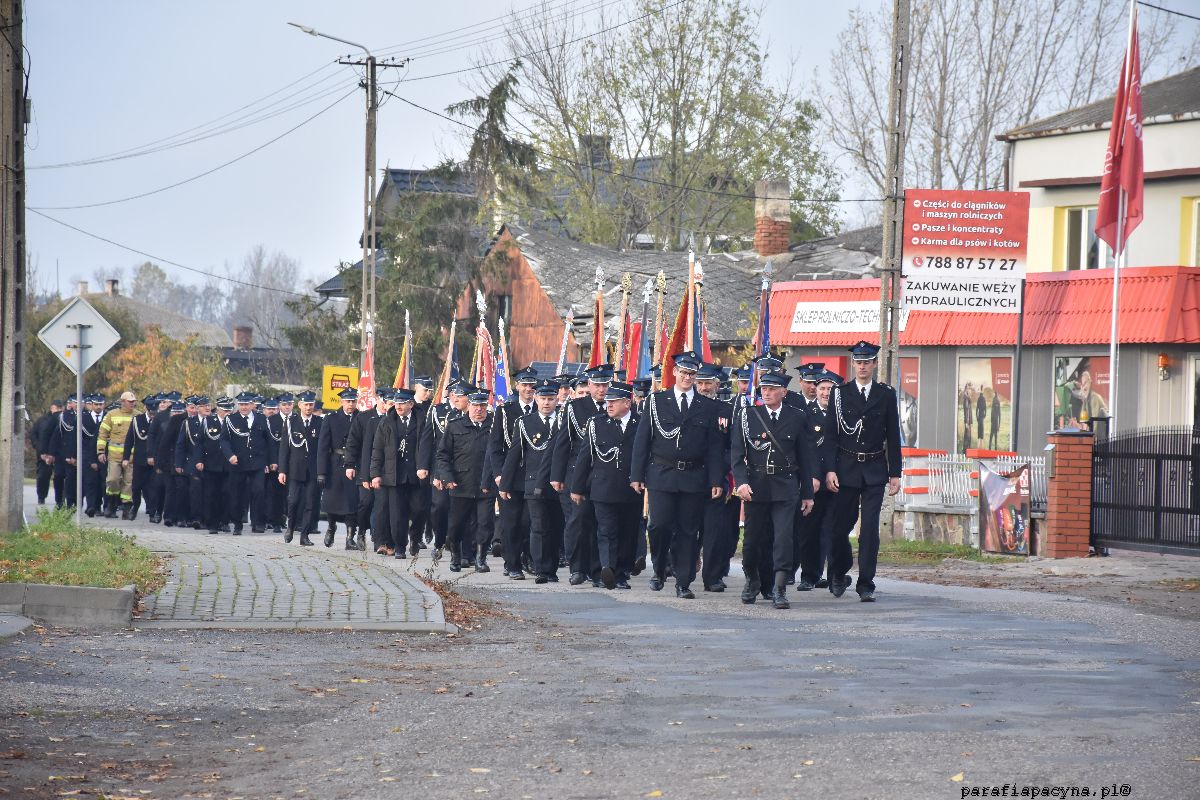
797, 579, 815, 591
163, 519, 173, 527
600, 567, 616, 589
208, 529, 219, 535
284, 528, 294, 543
772, 588, 790, 609
324, 530, 335, 547
648, 576, 664, 591
568, 572, 587, 586
815, 577, 829, 589
592, 579, 602, 588
704, 583, 725, 593
191, 521, 202, 530
675, 585, 695, 599
859, 590, 876, 602
830, 577, 849, 598
547, 573, 559, 583
221, 524, 231, 532
251, 526, 265, 534
231, 529, 242, 536
741, 577, 760, 604
615, 579, 631, 590
632, 556, 646, 576
299, 533, 314, 546
510, 571, 525, 580
448, 561, 461, 572
534, 574, 549, 584
272, 525, 283, 534
475, 560, 490, 573
491, 541, 502, 558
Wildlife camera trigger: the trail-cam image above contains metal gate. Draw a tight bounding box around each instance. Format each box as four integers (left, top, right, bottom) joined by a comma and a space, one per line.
1091, 426, 1200, 555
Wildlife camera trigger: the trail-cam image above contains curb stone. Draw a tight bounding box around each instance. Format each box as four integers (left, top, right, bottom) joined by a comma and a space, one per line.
0, 582, 135, 628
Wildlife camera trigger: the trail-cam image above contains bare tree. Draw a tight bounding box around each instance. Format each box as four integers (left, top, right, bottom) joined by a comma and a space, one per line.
822, 0, 1196, 194
224, 245, 299, 350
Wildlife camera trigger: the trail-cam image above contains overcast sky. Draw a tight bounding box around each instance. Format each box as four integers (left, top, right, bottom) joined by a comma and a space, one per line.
24, 1, 859, 294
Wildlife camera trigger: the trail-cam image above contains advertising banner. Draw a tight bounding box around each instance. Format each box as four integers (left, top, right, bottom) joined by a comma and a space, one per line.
899, 356, 919, 446
979, 462, 1031, 555
1053, 356, 1111, 430
322, 365, 359, 411
790, 300, 908, 333
902, 189, 1030, 313
957, 357, 1012, 453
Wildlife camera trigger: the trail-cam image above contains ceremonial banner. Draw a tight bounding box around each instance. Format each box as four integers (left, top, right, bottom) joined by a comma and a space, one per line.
322, 365, 359, 411
356, 334, 376, 411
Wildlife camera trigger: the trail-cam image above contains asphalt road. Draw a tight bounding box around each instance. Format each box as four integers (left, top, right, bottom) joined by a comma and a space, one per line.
2, 575, 1198, 799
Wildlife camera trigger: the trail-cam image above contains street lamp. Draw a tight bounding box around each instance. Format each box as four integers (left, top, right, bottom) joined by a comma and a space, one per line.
288, 22, 378, 359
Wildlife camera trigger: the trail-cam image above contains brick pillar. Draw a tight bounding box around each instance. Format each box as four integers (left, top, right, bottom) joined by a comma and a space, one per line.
754, 179, 791, 257
1043, 431, 1094, 558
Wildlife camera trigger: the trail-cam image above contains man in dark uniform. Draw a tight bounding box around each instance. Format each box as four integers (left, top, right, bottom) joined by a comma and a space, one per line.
370, 387, 423, 558
153, 400, 187, 525
80, 394, 104, 517
487, 366, 538, 578
317, 387, 360, 549
731, 368, 817, 608
409, 375, 436, 549
50, 395, 81, 508
145, 392, 178, 523
31, 400, 61, 505
795, 368, 840, 589
419, 378, 465, 558
694, 363, 735, 593
221, 391, 273, 535
500, 379, 563, 584
630, 351, 725, 599
570, 381, 641, 590
824, 341, 903, 602
279, 391, 323, 546
796, 362, 824, 407
551, 364, 610, 587
346, 390, 390, 553
194, 397, 232, 533
121, 394, 158, 520
175, 396, 208, 529
436, 386, 495, 572
264, 396, 287, 533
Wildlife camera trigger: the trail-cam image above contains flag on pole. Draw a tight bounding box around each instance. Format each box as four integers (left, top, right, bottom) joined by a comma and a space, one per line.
587, 278, 605, 369
661, 281, 692, 389
1095, 2, 1143, 254
356, 333, 377, 411
494, 319, 512, 403
433, 318, 459, 405
476, 324, 496, 398
746, 267, 773, 406
392, 309, 413, 389
627, 321, 644, 380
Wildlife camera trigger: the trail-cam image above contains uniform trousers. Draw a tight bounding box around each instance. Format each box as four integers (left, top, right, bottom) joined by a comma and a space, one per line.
592, 500, 640, 578
496, 492, 529, 574
131, 464, 155, 517
36, 459, 53, 503
186, 473, 205, 522
59, 462, 77, 508
742, 496, 799, 577
227, 470, 265, 530
430, 487, 451, 551
831, 482, 884, 593
448, 495, 495, 558
200, 470, 227, 530
410, 480, 431, 544
700, 493, 733, 588
267, 469, 288, 527
526, 491, 563, 576
647, 489, 705, 587
560, 491, 599, 578
286, 477, 321, 534
157, 469, 178, 521
376, 484, 416, 552
355, 484, 375, 537
104, 458, 134, 501
83, 462, 103, 512
796, 489, 834, 583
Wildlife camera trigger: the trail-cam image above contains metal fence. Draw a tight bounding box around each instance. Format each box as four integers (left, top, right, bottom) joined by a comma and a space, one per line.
924, 454, 1047, 513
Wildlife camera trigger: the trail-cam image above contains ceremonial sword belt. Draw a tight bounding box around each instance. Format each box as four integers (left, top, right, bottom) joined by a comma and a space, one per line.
839, 446, 885, 463
749, 464, 796, 475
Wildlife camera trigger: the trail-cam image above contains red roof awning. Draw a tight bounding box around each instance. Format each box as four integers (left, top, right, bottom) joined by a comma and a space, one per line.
770, 266, 1200, 347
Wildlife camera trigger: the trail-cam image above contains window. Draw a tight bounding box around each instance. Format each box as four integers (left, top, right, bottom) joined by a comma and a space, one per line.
1191, 198, 1200, 267
1064, 206, 1115, 270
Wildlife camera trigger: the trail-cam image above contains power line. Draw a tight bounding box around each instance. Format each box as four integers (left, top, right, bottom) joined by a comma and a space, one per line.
384, 90, 876, 205
371, 0, 594, 57
29, 209, 310, 298
30, 88, 357, 211
401, 0, 689, 82
29, 60, 347, 169
1137, 1, 1200, 22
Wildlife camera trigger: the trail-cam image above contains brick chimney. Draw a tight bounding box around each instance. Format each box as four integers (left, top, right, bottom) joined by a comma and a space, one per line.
104, 278, 120, 296
76, 280, 88, 296
232, 325, 253, 350
754, 179, 791, 257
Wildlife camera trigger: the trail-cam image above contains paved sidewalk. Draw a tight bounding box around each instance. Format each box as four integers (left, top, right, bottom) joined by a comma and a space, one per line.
22, 487, 451, 632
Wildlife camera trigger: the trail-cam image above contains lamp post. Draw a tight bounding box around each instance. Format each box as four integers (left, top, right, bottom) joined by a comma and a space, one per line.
288, 22, 377, 358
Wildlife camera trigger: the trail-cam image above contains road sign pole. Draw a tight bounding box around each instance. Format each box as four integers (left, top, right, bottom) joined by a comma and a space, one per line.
68, 323, 90, 527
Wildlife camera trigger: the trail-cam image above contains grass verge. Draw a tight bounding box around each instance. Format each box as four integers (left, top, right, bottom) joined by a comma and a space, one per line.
876, 538, 1016, 566
0, 507, 166, 594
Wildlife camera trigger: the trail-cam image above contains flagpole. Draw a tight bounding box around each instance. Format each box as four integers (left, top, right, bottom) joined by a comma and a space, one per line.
652, 271, 666, 388
1107, 0, 1137, 434
614, 273, 632, 371
556, 308, 574, 375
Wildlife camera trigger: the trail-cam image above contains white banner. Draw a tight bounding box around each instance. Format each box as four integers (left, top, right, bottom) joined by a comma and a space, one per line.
903, 276, 1022, 312
790, 300, 908, 333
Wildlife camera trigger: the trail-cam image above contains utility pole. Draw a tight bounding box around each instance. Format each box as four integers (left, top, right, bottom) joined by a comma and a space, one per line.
287, 23, 407, 362
877, 0, 911, 540
0, 0, 27, 531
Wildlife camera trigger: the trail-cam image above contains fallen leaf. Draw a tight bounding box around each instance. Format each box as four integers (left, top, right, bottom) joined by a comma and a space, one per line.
582, 769, 593, 776
645, 792, 663, 798
380, 776, 398, 782
469, 768, 491, 774
435, 687, 449, 694
951, 772, 965, 782
350, 678, 371, 684
48, 738, 65, 743
802, 760, 814, 766
253, 746, 265, 752
668, 721, 682, 726
960, 703, 972, 708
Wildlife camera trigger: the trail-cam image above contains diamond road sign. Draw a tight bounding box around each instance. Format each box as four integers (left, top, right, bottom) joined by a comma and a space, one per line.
37, 296, 121, 375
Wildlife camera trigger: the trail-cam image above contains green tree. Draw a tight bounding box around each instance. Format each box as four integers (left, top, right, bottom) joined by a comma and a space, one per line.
485, 0, 840, 249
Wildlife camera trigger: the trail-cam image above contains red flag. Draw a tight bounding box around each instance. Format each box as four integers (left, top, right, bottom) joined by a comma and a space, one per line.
661, 288, 690, 389
356, 334, 376, 411
587, 287, 604, 369
1095, 4, 1143, 254
626, 321, 643, 380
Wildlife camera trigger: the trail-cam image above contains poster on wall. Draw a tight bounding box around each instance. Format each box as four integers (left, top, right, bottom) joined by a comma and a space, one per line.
956, 357, 1012, 453
898, 356, 919, 446
979, 462, 1031, 555
1053, 356, 1110, 430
